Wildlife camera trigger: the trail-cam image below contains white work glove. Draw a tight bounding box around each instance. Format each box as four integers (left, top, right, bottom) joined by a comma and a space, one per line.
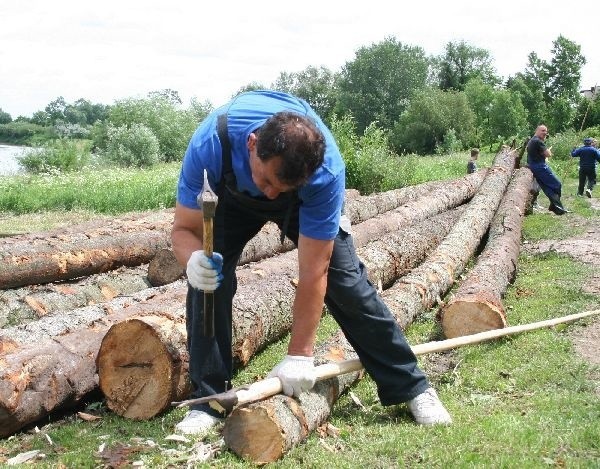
186, 250, 223, 292
267, 355, 317, 397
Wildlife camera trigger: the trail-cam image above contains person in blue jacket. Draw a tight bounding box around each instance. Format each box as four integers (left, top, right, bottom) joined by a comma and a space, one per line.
526, 125, 568, 215
171, 90, 452, 435
571, 137, 600, 198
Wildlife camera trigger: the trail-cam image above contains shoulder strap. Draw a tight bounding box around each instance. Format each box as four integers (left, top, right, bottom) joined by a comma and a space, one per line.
217, 113, 236, 189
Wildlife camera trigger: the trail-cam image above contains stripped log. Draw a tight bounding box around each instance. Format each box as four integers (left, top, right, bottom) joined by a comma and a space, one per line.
0, 166, 485, 330
96, 207, 465, 420
223, 334, 360, 464
221, 148, 517, 462
440, 168, 535, 338
0, 180, 470, 290
0, 282, 186, 438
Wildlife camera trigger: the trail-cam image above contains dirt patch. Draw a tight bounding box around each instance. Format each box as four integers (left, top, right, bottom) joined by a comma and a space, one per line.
523, 197, 600, 392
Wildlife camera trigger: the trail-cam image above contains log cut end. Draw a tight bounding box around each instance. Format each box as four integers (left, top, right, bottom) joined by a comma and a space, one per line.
223, 405, 285, 464
441, 299, 507, 339
97, 318, 176, 419
147, 249, 185, 287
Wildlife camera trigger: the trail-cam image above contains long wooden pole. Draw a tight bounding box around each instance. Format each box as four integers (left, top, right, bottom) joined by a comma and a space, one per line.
175, 309, 600, 409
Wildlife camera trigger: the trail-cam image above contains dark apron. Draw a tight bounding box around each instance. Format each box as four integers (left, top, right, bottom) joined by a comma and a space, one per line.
217, 114, 299, 243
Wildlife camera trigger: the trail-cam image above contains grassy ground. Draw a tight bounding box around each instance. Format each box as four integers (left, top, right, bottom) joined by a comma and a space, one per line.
1, 155, 599, 467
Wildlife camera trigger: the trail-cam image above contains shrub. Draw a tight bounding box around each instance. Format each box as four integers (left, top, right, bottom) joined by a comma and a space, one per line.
104, 123, 160, 167
18, 139, 92, 173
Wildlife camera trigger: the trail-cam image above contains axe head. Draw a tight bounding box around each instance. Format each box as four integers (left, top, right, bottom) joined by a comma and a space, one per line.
198, 169, 218, 218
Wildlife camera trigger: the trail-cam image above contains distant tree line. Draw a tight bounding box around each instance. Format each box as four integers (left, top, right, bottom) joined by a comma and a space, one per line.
1, 34, 598, 167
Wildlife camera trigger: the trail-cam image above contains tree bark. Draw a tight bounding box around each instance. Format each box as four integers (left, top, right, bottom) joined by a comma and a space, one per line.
382, 148, 517, 329
223, 333, 360, 464
0, 265, 151, 329
0, 231, 170, 290
440, 168, 535, 338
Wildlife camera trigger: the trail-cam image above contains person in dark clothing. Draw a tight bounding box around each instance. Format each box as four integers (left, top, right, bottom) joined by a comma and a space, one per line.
526, 125, 568, 215
171, 90, 452, 435
571, 137, 600, 198
467, 148, 479, 174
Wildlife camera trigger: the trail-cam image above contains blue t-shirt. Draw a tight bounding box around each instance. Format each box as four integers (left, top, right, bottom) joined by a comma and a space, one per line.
177, 90, 345, 241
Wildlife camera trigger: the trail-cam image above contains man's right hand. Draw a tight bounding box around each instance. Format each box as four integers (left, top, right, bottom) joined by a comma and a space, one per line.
186, 250, 223, 291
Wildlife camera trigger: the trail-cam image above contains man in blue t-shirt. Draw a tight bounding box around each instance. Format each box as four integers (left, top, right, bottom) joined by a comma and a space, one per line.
171, 90, 451, 435
571, 137, 600, 198
526, 124, 568, 215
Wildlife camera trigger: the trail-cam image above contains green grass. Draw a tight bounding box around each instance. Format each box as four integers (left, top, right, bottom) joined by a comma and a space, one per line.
1, 159, 599, 467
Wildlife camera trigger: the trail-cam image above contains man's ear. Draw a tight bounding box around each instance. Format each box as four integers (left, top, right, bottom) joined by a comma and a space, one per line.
247, 133, 257, 151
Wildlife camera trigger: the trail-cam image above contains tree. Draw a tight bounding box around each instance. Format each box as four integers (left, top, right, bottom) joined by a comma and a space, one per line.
545, 36, 585, 103
45, 97, 67, 125
232, 82, 267, 97
272, 66, 338, 121
488, 90, 528, 142
436, 41, 499, 91
390, 88, 475, 155
108, 94, 197, 162
506, 75, 546, 129
336, 37, 429, 134
0, 108, 11, 124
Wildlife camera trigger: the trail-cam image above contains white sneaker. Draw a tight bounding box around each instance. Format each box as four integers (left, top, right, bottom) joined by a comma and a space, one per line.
407, 388, 452, 425
175, 410, 223, 435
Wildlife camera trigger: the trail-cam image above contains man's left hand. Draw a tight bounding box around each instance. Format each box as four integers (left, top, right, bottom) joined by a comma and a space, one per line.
267, 355, 317, 397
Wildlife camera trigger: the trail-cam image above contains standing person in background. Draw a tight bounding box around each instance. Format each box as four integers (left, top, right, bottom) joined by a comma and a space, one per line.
526, 125, 568, 215
467, 148, 479, 174
571, 137, 600, 198
171, 90, 452, 436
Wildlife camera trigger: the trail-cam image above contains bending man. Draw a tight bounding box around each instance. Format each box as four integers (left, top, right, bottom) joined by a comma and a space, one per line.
171, 90, 452, 435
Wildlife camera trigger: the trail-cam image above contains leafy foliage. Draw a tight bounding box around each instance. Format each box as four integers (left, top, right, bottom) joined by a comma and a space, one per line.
106, 94, 197, 162
336, 37, 429, 134
104, 123, 160, 167
435, 40, 499, 91
17, 139, 92, 173
273, 66, 339, 123
390, 88, 475, 154
0, 107, 11, 124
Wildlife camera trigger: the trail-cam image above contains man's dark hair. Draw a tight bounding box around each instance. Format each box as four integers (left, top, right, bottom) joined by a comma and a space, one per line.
256, 111, 326, 186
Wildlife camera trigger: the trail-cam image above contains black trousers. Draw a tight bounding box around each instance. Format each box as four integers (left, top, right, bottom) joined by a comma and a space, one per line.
578, 167, 597, 195
185, 189, 429, 416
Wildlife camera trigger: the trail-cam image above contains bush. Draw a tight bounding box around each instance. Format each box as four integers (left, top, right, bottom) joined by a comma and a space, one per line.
0, 121, 55, 145
18, 139, 92, 173
104, 123, 160, 167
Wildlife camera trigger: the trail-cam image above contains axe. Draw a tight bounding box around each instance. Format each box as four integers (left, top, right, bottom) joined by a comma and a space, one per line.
173, 309, 599, 413
197, 169, 218, 337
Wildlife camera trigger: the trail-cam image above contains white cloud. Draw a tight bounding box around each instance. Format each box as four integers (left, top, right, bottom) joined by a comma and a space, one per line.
1, 0, 597, 117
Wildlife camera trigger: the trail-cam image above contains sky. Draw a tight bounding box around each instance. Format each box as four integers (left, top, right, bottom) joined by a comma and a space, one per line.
1, 0, 598, 118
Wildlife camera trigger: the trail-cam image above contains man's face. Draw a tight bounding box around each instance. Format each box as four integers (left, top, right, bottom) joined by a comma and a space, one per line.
247, 133, 293, 199
536, 126, 548, 140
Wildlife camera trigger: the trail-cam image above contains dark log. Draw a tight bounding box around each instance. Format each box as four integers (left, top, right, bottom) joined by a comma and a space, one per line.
440, 168, 535, 338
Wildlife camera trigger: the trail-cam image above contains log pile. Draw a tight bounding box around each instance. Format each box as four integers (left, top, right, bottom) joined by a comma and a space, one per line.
0, 157, 538, 446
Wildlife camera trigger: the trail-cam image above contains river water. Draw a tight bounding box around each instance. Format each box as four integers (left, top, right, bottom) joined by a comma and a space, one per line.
0, 144, 28, 176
